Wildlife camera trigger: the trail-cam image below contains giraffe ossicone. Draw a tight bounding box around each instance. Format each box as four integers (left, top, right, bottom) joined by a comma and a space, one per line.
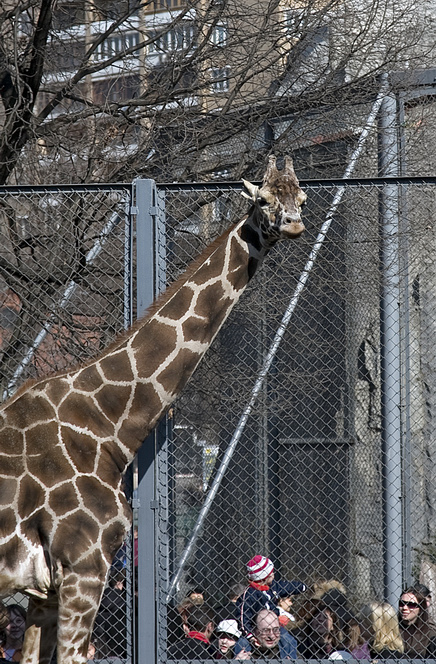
0, 155, 306, 664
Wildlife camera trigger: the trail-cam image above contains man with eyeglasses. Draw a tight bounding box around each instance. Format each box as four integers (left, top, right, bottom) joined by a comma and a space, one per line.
234, 609, 297, 659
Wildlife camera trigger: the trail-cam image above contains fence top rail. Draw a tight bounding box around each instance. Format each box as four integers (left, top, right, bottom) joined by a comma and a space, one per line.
0, 176, 435, 196
0, 183, 133, 195
158, 175, 436, 191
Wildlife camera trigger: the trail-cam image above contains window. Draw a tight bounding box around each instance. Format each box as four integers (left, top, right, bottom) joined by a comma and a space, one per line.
95, 31, 140, 60
149, 0, 185, 11
211, 24, 227, 46
93, 74, 140, 104
210, 66, 230, 92
147, 23, 195, 56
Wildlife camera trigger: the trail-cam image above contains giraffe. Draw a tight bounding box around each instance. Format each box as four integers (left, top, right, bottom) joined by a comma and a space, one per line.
0, 155, 306, 664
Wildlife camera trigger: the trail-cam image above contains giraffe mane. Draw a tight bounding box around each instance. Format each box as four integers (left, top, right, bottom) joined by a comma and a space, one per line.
3, 221, 245, 404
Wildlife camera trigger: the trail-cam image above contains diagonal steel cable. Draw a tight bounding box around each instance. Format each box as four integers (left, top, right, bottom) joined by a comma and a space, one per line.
166, 76, 390, 601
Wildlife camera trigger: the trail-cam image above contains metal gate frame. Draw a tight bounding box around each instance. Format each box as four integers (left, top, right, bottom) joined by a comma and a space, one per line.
132, 174, 436, 664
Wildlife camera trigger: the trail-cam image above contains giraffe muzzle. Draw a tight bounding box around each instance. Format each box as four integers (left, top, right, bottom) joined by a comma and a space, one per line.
280, 220, 305, 239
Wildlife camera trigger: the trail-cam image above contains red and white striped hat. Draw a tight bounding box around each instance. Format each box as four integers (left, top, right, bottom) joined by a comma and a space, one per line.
246, 555, 274, 581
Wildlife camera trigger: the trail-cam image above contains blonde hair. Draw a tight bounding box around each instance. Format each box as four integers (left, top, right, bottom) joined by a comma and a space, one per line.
361, 601, 404, 654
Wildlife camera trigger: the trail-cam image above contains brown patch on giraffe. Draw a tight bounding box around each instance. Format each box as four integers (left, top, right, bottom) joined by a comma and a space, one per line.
17, 475, 45, 519
51, 512, 100, 564
118, 382, 162, 448
157, 347, 200, 396
72, 365, 103, 392
26, 427, 75, 487
190, 246, 226, 286
97, 443, 128, 486
132, 319, 178, 378
94, 384, 132, 423
43, 378, 70, 406
160, 285, 194, 320
100, 351, 134, 382
0, 477, 17, 505
58, 393, 114, 438
0, 535, 22, 571
101, 520, 128, 561
21, 509, 54, 546
48, 483, 80, 516
62, 428, 98, 474
194, 283, 233, 339
76, 476, 119, 522
0, 455, 24, 476
0, 426, 24, 454
181, 316, 210, 344
5, 393, 56, 428
227, 235, 250, 291
0, 507, 18, 537
25, 421, 59, 455
134, 321, 177, 378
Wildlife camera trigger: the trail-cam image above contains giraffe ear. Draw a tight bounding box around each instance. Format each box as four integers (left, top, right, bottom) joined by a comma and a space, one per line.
242, 179, 259, 201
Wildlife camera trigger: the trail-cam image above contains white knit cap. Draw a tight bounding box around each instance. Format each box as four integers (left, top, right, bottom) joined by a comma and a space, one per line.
246, 555, 274, 581
216, 619, 241, 639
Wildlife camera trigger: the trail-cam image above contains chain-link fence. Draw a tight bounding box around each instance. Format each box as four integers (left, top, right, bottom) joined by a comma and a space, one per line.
2, 177, 436, 662
0, 183, 135, 663
154, 177, 436, 662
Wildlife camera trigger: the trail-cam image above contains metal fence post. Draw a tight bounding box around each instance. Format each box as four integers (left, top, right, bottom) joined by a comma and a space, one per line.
378, 80, 403, 605
135, 178, 159, 664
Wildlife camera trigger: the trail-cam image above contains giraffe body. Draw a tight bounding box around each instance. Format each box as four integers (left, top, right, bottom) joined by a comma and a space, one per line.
0, 156, 306, 663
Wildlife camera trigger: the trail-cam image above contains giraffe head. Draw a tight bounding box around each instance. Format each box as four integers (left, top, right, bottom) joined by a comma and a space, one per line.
242, 155, 306, 240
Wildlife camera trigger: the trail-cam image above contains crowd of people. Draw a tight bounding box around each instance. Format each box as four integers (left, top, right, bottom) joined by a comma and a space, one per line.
167, 554, 436, 661
2, 553, 436, 661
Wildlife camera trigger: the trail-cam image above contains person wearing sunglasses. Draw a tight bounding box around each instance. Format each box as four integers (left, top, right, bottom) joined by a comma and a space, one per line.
398, 586, 436, 658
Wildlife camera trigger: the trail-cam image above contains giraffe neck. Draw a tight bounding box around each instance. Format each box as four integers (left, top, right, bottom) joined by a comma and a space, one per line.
22, 210, 272, 477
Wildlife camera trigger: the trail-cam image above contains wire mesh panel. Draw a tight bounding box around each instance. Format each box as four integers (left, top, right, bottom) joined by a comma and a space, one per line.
3, 179, 436, 663
0, 183, 135, 663
0, 185, 133, 396
156, 178, 436, 661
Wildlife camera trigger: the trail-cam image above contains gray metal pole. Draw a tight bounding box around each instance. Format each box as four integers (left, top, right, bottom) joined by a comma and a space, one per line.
378, 76, 403, 605
135, 179, 158, 664
122, 194, 134, 664
398, 92, 413, 587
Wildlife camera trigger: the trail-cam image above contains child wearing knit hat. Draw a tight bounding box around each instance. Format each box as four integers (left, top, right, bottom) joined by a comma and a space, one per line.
235, 555, 306, 637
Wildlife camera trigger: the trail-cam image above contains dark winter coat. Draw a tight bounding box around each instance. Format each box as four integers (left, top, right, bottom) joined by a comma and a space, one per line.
167, 634, 215, 660
235, 580, 306, 636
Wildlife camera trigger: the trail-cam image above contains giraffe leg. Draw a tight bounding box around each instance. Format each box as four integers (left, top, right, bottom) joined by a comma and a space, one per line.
55, 569, 106, 664
21, 594, 58, 664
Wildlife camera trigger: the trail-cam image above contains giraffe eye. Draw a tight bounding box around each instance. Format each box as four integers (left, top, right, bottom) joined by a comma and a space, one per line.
257, 196, 269, 207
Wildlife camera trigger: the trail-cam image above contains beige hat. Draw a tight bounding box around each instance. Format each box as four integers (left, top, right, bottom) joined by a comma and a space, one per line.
216, 619, 241, 639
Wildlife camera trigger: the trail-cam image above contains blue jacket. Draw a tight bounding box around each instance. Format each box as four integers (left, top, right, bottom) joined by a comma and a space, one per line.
234, 630, 298, 659
235, 580, 306, 636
